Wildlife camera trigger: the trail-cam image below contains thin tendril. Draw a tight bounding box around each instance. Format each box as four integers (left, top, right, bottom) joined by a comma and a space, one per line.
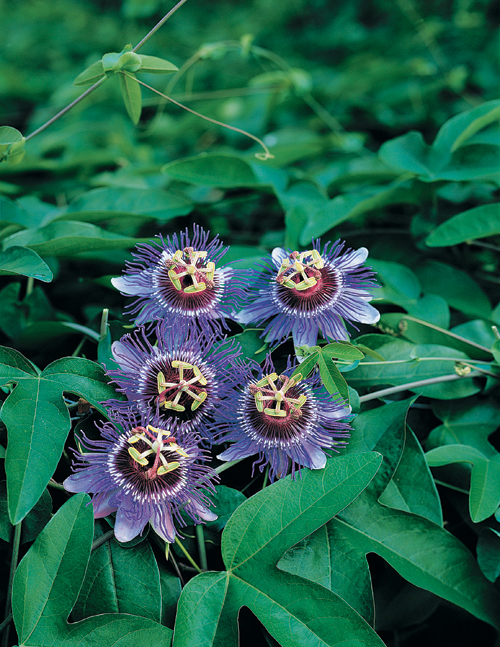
126, 73, 274, 160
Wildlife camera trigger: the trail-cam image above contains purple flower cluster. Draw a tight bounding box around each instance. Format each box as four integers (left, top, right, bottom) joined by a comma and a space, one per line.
65, 225, 379, 543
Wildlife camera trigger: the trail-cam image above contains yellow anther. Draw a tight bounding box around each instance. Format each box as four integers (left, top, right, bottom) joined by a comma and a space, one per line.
192, 365, 208, 385
162, 401, 186, 412
184, 283, 206, 293
264, 407, 287, 417
190, 390, 208, 411
254, 392, 264, 412
157, 461, 180, 476
128, 433, 144, 444
206, 262, 215, 281
168, 269, 182, 291
128, 446, 150, 466
171, 360, 194, 370
171, 443, 190, 458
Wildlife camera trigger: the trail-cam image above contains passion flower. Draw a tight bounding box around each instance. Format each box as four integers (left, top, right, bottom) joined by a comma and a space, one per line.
64, 409, 218, 543
236, 239, 380, 348
217, 357, 351, 481
112, 225, 246, 336
106, 323, 242, 442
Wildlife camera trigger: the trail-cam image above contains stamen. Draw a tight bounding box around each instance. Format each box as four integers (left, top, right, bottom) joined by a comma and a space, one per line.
276, 250, 324, 291
251, 373, 307, 418
166, 247, 215, 294
126, 424, 186, 479
156, 361, 209, 412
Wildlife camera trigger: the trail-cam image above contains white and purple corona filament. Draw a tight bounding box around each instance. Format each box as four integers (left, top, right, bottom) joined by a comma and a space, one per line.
217, 357, 351, 481
63, 410, 218, 544
236, 239, 380, 348
106, 323, 242, 442
111, 225, 246, 335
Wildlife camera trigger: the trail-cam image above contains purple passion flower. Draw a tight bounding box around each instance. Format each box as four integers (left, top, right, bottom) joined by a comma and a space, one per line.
106, 323, 242, 441
236, 239, 380, 348
217, 358, 351, 481
111, 225, 246, 335
64, 411, 218, 543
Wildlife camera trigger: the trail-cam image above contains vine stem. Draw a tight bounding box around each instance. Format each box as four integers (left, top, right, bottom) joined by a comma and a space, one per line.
358, 371, 482, 403
174, 536, 202, 573
195, 524, 208, 571
24, 0, 187, 143
128, 74, 274, 159
2, 522, 22, 647
132, 0, 189, 52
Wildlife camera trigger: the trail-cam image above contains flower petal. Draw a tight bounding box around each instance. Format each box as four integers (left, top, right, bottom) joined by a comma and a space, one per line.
292, 319, 319, 349
192, 499, 218, 522
111, 274, 155, 296
92, 491, 119, 518
114, 497, 150, 543
300, 442, 327, 470
218, 442, 259, 462
150, 503, 176, 543
63, 471, 99, 493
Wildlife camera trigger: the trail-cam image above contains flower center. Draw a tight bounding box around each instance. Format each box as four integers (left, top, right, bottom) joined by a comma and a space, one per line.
249, 372, 307, 420
165, 247, 215, 294
276, 250, 324, 292
127, 424, 189, 480
156, 360, 208, 412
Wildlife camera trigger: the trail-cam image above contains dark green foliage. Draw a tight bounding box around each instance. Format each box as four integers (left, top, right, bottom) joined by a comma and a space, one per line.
1, 1, 499, 646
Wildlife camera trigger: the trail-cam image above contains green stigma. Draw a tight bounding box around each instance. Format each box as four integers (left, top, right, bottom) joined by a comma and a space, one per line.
276, 249, 324, 291
166, 247, 215, 294
250, 373, 307, 419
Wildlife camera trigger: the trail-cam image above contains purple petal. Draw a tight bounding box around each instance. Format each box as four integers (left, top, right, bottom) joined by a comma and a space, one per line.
114, 499, 150, 543
218, 442, 259, 462
300, 442, 327, 470
92, 491, 119, 518
150, 504, 176, 543
342, 247, 368, 267
63, 471, 98, 493
353, 300, 380, 324
292, 320, 319, 349
271, 247, 287, 267
192, 500, 218, 522
111, 275, 155, 296
323, 405, 352, 421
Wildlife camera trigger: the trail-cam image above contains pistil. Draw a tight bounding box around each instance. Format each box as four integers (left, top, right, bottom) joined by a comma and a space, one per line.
276, 250, 324, 291
165, 247, 215, 294
156, 360, 208, 412
249, 373, 307, 419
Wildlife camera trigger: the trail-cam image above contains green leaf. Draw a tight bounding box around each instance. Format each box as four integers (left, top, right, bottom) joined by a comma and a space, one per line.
414, 260, 492, 319
347, 340, 481, 400
379, 427, 443, 526
12, 493, 94, 643
0, 345, 39, 382
73, 522, 162, 621
317, 353, 349, 403
163, 153, 279, 188
0, 482, 52, 544
321, 342, 365, 361
205, 485, 247, 533
60, 187, 193, 223
405, 294, 450, 328
2, 377, 71, 524
229, 329, 268, 363
380, 312, 492, 361
425, 203, 500, 247
174, 452, 384, 647
0, 246, 53, 281
41, 357, 121, 413
433, 99, 500, 155
12, 493, 173, 646
119, 71, 142, 124
292, 347, 320, 379
300, 185, 418, 244
426, 445, 500, 522
73, 60, 106, 86
0, 126, 26, 165
281, 399, 500, 629
370, 258, 421, 308
138, 54, 178, 74
429, 396, 500, 457
3, 221, 147, 256
477, 529, 500, 583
